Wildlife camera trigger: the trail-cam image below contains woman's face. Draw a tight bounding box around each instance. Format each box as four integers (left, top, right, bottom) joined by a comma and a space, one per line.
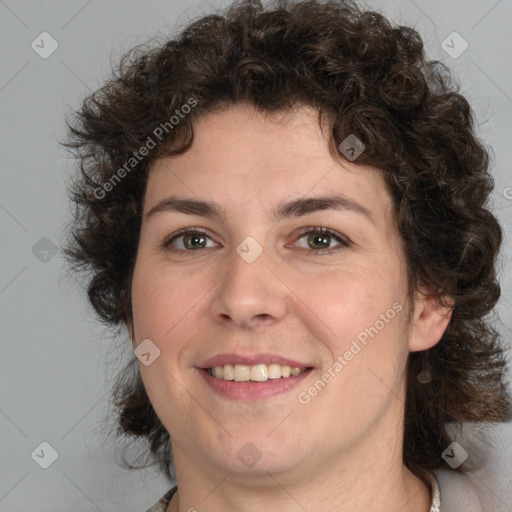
131, 103, 442, 481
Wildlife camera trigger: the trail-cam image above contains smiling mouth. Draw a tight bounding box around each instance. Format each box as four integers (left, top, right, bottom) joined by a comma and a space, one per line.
206, 363, 310, 382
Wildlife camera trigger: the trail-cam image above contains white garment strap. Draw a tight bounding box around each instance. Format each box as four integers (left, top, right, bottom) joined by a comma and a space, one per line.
427, 472, 441, 512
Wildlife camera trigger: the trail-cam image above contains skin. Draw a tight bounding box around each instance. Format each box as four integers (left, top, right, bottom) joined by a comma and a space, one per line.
130, 102, 452, 512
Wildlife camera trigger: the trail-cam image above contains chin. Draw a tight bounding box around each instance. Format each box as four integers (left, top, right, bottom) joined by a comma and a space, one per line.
203, 434, 308, 476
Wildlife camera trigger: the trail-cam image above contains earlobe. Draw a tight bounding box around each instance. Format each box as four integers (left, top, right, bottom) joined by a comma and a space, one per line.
408, 290, 454, 352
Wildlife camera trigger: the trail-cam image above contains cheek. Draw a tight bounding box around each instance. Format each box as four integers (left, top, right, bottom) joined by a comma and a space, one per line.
295, 264, 410, 408
302, 272, 408, 417
130, 262, 196, 415
131, 258, 199, 341
296, 262, 405, 342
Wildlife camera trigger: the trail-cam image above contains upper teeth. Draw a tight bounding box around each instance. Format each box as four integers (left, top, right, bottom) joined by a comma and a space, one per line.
208, 364, 306, 382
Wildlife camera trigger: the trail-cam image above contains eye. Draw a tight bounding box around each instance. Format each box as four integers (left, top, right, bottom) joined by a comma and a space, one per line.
163, 228, 217, 253
293, 227, 350, 255
162, 226, 350, 255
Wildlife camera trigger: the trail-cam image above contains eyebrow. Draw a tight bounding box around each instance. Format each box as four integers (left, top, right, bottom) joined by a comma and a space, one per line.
145, 194, 376, 224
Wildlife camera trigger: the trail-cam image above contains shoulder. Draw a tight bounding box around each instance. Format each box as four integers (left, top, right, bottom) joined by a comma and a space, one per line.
434, 424, 512, 512
434, 469, 483, 511
144, 485, 178, 512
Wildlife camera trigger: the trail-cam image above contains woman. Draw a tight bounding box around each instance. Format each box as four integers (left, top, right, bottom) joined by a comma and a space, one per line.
64, 1, 511, 510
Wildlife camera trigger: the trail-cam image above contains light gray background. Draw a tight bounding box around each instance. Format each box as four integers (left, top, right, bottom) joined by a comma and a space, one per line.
1, 0, 511, 510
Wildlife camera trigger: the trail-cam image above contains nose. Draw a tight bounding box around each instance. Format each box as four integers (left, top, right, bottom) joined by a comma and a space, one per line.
209, 242, 288, 328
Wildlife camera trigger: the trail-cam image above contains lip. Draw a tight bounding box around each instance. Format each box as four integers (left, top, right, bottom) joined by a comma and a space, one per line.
197, 366, 314, 401
198, 353, 312, 369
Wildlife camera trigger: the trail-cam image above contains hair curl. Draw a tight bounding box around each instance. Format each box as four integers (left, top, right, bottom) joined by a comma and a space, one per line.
63, 0, 511, 484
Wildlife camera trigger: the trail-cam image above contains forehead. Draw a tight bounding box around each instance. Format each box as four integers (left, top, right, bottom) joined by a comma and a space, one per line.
144, 103, 394, 227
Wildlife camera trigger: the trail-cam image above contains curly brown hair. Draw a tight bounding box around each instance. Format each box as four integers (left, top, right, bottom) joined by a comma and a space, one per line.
63, 0, 511, 483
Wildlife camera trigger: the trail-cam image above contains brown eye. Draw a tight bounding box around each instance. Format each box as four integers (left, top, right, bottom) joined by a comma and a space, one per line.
295, 227, 350, 255
164, 229, 216, 253
306, 232, 331, 250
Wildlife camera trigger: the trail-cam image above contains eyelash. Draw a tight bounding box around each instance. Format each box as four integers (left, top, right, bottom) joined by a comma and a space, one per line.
162, 226, 350, 256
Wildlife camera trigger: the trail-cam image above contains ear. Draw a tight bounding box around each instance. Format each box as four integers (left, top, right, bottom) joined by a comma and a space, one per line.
408, 289, 454, 352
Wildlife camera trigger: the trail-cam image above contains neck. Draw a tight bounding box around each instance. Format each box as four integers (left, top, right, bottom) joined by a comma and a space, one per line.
167, 430, 432, 512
